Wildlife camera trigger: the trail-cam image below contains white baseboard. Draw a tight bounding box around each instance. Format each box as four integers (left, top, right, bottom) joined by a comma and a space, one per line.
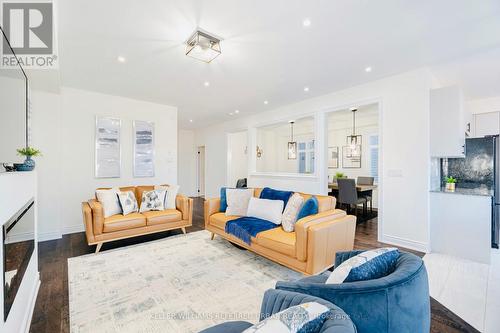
62, 224, 84, 235
38, 224, 84, 242
380, 234, 429, 253
5, 231, 35, 244
22, 273, 40, 333
38, 230, 62, 242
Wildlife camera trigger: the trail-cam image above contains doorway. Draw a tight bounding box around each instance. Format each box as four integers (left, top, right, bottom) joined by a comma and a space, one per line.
326, 103, 381, 226
197, 146, 205, 197
227, 131, 248, 188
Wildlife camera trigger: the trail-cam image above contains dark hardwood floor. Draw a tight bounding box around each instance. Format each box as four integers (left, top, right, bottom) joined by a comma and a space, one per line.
30, 197, 478, 333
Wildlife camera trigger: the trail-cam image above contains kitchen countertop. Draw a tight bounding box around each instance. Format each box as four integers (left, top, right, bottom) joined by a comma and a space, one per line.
430, 186, 493, 197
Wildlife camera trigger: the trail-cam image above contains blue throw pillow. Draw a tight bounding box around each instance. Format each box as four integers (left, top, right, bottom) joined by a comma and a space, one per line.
326, 248, 400, 284
297, 196, 319, 220
219, 187, 232, 212
259, 187, 294, 210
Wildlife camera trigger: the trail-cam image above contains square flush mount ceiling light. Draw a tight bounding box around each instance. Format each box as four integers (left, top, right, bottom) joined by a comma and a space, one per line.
186, 30, 221, 63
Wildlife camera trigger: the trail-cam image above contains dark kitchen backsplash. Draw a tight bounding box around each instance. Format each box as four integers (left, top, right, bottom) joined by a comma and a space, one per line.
442, 137, 495, 189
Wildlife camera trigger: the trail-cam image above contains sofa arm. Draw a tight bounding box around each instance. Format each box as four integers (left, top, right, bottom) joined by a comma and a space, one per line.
204, 198, 221, 228
87, 199, 104, 236
294, 210, 347, 261
176, 194, 193, 222
81, 202, 95, 244
305, 215, 356, 274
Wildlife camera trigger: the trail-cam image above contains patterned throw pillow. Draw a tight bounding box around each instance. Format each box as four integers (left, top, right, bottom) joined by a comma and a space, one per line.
117, 191, 138, 215
243, 302, 330, 333
281, 193, 304, 232
325, 248, 399, 284
225, 188, 254, 216
154, 185, 180, 209
139, 189, 166, 213
95, 187, 122, 218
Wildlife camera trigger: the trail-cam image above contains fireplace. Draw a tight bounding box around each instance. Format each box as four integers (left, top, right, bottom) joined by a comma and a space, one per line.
3, 198, 35, 321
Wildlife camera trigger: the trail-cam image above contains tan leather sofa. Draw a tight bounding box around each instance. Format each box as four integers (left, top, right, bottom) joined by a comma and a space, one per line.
82, 185, 193, 253
204, 188, 356, 275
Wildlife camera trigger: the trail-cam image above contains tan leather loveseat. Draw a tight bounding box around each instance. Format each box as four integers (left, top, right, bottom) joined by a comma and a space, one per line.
204, 188, 356, 275
82, 185, 193, 252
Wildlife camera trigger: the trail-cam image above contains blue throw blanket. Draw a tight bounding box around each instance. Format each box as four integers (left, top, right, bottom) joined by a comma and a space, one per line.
225, 217, 278, 245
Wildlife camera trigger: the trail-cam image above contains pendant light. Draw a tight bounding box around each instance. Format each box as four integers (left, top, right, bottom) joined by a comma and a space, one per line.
288, 121, 297, 159
346, 108, 361, 156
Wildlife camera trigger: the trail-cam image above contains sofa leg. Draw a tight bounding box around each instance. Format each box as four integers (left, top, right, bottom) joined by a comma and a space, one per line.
211, 232, 215, 240
95, 243, 103, 253
181, 227, 186, 234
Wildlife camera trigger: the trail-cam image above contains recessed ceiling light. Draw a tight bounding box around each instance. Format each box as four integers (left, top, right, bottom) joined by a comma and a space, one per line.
365, 66, 372, 72
234, 110, 240, 114
229, 112, 234, 116
189, 119, 193, 123
264, 100, 269, 105
204, 81, 210, 87
117, 56, 126, 63
304, 86, 310, 92
303, 19, 311, 27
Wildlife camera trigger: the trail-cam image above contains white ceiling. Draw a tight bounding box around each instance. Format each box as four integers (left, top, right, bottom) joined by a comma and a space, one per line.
54, 0, 500, 129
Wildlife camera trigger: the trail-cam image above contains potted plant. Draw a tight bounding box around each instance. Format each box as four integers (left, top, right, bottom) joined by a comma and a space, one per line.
444, 176, 457, 192
335, 172, 345, 179
15, 147, 42, 171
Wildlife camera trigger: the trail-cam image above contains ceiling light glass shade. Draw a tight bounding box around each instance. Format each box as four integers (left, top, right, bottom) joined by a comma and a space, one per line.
186, 31, 221, 63
288, 142, 297, 160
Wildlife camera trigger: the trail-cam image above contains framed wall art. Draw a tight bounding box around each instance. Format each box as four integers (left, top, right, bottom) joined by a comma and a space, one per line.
133, 120, 155, 177
95, 116, 121, 178
327, 146, 339, 168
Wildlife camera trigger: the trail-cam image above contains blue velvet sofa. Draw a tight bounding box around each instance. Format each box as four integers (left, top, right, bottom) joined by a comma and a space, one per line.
199, 289, 356, 333
276, 250, 430, 333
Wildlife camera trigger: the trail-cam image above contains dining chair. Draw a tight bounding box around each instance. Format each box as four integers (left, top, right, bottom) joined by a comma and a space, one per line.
357, 177, 374, 215
337, 178, 367, 218
236, 178, 247, 188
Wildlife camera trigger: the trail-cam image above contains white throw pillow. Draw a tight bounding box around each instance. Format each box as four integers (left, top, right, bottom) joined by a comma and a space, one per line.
247, 197, 284, 225
117, 191, 138, 215
139, 189, 167, 213
242, 302, 330, 333
154, 185, 179, 209
225, 188, 254, 216
95, 188, 122, 218
281, 193, 304, 232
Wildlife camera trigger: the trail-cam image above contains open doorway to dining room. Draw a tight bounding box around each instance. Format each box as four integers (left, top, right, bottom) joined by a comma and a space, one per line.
326, 103, 380, 224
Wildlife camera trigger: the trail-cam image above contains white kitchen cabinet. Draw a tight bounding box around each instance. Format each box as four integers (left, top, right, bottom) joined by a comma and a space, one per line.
474, 111, 500, 137
430, 86, 465, 157
430, 191, 491, 264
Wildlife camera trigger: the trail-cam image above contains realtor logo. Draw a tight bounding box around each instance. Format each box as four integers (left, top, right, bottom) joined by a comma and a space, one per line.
1, 1, 57, 68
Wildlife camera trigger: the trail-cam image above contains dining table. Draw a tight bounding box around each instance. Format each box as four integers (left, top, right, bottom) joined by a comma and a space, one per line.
328, 183, 378, 192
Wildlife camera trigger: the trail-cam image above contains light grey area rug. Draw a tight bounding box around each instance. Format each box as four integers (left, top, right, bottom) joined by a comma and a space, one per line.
68, 231, 302, 333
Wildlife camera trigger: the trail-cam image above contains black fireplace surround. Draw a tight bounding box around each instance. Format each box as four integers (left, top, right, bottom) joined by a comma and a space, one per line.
3, 198, 35, 321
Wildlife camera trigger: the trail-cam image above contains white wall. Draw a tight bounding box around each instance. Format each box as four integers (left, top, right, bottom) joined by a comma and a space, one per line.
227, 131, 248, 187
467, 96, 500, 115
194, 68, 435, 252
178, 129, 197, 197
31, 87, 178, 240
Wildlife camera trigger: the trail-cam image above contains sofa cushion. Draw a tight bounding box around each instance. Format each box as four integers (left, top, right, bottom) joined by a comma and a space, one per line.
95, 188, 122, 218
103, 213, 146, 232
298, 193, 334, 213
210, 212, 239, 230
297, 196, 319, 220
142, 209, 182, 226
256, 227, 296, 257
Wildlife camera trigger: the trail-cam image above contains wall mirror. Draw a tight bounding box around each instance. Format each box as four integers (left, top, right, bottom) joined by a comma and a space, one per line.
255, 116, 315, 174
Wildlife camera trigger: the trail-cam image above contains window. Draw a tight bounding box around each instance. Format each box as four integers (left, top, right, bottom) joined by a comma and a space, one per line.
369, 135, 379, 182
298, 140, 315, 174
